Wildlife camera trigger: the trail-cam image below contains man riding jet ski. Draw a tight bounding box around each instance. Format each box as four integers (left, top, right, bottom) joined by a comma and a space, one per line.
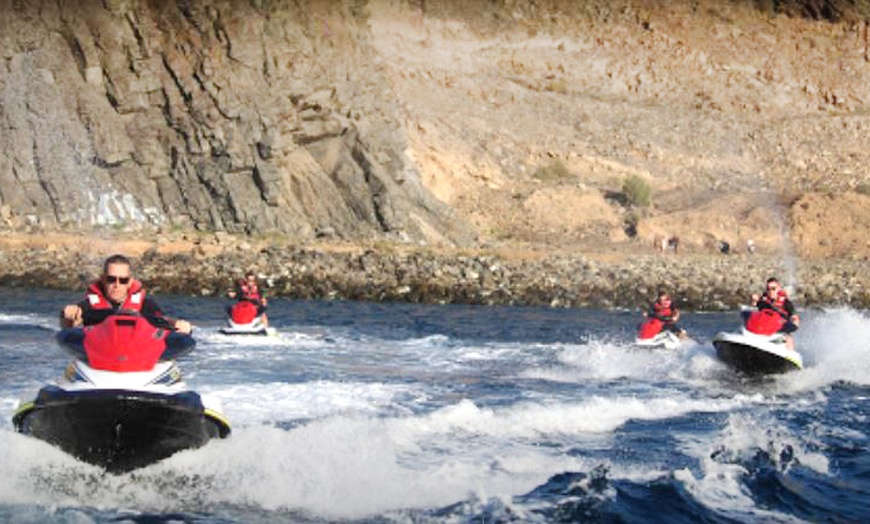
60, 254, 192, 334
713, 277, 803, 374
14, 255, 230, 473
220, 271, 275, 335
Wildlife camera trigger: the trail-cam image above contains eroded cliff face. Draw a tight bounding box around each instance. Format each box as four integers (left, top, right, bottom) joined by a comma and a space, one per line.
367, 0, 870, 257
0, 0, 466, 244
2, 0, 869, 258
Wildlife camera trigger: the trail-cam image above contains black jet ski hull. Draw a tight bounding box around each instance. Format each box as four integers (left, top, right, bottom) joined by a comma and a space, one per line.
712, 334, 802, 375
13, 386, 230, 473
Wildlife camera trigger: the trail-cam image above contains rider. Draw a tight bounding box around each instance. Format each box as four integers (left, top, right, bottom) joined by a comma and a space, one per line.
749, 277, 800, 350
60, 254, 192, 334
227, 270, 269, 328
644, 291, 687, 339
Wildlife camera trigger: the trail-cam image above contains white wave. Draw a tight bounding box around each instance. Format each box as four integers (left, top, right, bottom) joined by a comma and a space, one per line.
195, 329, 327, 349
527, 338, 723, 386
393, 395, 750, 442
777, 307, 870, 392
201, 380, 417, 426
397, 334, 452, 348
0, 413, 590, 519
0, 312, 56, 330
0, 391, 748, 519
674, 411, 829, 522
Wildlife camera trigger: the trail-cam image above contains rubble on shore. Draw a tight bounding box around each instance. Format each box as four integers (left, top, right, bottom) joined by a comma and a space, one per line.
0, 240, 866, 310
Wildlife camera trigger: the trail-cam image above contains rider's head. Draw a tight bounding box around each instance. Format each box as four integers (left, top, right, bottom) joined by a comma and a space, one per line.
245, 271, 257, 285
102, 254, 133, 304
657, 290, 671, 304
766, 277, 781, 295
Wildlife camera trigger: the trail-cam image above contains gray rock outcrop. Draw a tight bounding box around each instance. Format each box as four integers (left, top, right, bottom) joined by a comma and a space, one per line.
0, 0, 467, 243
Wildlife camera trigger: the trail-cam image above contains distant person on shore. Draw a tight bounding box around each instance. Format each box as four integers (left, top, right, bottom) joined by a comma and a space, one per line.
228, 271, 269, 328
60, 254, 192, 333
746, 239, 756, 255
668, 236, 680, 254
747, 277, 800, 350
643, 291, 687, 339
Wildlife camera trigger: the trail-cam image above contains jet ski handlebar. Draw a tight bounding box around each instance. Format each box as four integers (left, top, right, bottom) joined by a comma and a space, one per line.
56, 312, 196, 368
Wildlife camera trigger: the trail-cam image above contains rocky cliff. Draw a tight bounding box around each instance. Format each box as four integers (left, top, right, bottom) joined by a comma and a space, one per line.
0, 0, 466, 243
1, 0, 869, 258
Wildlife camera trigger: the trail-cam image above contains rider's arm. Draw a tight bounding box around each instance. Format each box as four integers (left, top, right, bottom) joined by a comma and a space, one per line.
750, 293, 760, 307
784, 299, 800, 327
141, 299, 191, 333
81, 306, 112, 326
60, 298, 94, 328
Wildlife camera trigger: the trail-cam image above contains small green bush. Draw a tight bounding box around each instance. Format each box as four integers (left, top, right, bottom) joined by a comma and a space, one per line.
856, 182, 870, 196
622, 175, 652, 208
532, 160, 572, 182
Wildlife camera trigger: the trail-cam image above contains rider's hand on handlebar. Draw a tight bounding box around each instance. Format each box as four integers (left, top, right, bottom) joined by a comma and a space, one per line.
173, 319, 193, 334
61, 305, 83, 327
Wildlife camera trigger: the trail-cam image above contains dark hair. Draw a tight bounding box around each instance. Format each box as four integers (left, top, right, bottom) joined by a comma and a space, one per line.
245, 270, 256, 279
103, 254, 132, 274
766, 277, 779, 285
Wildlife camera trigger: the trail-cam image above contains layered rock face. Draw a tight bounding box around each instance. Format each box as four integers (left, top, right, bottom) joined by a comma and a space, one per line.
0, 0, 464, 243
2, 0, 869, 259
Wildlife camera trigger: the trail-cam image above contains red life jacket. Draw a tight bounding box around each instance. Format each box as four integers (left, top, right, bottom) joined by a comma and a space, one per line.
239, 281, 262, 303
760, 289, 789, 319
85, 279, 146, 312
652, 301, 674, 321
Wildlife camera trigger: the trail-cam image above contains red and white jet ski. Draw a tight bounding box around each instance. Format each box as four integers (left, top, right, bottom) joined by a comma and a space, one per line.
219, 301, 275, 336
634, 317, 682, 350
13, 313, 230, 473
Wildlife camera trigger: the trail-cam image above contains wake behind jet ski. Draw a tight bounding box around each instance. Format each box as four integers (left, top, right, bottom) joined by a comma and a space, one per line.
13, 312, 230, 473
713, 277, 802, 374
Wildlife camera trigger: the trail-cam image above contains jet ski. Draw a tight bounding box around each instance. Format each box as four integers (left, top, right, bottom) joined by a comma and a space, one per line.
12, 313, 231, 473
634, 317, 681, 350
712, 308, 803, 374
219, 300, 276, 336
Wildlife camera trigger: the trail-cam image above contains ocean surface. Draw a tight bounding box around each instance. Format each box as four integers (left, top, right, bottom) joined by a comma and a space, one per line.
0, 287, 868, 523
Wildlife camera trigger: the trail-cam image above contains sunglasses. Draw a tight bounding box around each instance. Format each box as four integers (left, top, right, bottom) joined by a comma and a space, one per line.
767, 286, 778, 291
105, 275, 131, 285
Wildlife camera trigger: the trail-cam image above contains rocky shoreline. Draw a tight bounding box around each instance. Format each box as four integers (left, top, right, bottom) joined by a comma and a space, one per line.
0, 241, 866, 310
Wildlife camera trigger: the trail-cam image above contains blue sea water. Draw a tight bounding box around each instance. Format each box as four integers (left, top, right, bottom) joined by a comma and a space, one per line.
0, 287, 868, 523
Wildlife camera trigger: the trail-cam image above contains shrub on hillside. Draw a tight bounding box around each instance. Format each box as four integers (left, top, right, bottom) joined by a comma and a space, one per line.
622, 175, 652, 208
532, 160, 572, 182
